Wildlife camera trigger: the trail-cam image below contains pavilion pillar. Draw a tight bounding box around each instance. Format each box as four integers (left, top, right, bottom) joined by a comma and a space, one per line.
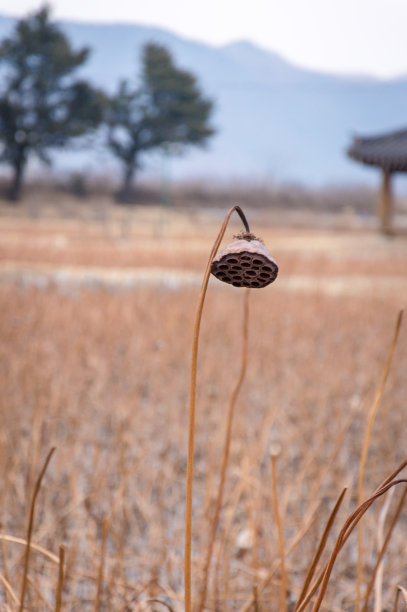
378, 170, 393, 233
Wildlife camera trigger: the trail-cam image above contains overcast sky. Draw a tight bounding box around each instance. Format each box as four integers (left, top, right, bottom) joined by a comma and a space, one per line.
1, 0, 407, 79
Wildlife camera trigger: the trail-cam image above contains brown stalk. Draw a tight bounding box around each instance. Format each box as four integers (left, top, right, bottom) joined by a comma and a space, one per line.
295, 499, 352, 612
361, 484, 407, 612
55, 544, 65, 612
93, 469, 133, 610
0, 534, 59, 564
297, 479, 399, 612
0, 572, 20, 607
184, 206, 250, 612
376, 458, 407, 491
26, 574, 54, 611
374, 486, 394, 612
393, 588, 400, 612
311, 478, 407, 612
239, 499, 321, 612
294, 487, 347, 611
19, 446, 56, 612
197, 287, 250, 612
393, 585, 407, 612
300, 506, 371, 612
399, 586, 407, 603
240, 416, 353, 612
295, 571, 325, 612
333, 459, 407, 596
94, 517, 108, 612
146, 599, 175, 611
252, 584, 260, 612
214, 478, 247, 606
356, 309, 403, 612
270, 453, 287, 612
304, 492, 386, 612
1, 536, 11, 609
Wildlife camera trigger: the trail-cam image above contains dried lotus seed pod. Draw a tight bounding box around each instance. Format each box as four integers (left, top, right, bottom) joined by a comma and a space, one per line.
211, 235, 278, 288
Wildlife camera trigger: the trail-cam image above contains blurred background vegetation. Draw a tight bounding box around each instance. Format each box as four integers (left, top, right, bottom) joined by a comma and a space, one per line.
0, 7, 215, 203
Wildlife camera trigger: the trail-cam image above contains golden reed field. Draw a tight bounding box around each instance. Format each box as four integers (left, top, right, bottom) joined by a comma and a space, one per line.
0, 195, 407, 611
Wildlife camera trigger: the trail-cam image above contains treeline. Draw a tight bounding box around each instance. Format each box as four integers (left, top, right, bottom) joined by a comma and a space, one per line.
0, 7, 215, 202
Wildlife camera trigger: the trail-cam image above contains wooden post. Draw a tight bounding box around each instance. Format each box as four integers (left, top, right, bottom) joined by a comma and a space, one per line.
378, 170, 393, 233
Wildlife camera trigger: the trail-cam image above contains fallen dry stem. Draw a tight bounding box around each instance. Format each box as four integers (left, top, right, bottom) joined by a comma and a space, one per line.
0, 535, 60, 565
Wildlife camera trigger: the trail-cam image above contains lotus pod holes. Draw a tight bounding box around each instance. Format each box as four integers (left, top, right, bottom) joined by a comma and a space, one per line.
211, 232, 278, 288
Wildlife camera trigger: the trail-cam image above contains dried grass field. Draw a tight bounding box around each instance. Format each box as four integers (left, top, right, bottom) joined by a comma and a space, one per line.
0, 199, 407, 611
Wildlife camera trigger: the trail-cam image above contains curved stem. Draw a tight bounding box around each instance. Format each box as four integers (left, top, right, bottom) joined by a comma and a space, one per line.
184, 206, 250, 612
311, 479, 407, 612
361, 486, 406, 612
297, 461, 407, 612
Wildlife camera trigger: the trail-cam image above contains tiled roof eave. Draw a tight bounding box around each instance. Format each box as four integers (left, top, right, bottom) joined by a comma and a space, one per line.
347, 127, 407, 172
348, 150, 407, 172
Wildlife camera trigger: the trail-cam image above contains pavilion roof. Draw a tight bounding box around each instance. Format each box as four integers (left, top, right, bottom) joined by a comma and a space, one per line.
347, 127, 407, 172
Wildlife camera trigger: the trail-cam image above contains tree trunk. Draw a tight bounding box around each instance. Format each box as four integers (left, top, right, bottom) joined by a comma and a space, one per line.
8, 152, 26, 202
117, 162, 136, 204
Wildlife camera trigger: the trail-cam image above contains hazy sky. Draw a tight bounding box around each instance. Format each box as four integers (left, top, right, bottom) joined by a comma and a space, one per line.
1, 0, 407, 79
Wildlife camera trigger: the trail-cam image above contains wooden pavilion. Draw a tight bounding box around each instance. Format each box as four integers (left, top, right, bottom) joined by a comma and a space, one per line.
347, 127, 407, 233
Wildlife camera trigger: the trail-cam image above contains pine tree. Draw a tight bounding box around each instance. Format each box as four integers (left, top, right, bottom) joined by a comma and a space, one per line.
107, 43, 215, 203
0, 7, 106, 200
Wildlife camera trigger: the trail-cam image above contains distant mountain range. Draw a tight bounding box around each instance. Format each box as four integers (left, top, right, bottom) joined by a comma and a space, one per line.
1, 14, 407, 186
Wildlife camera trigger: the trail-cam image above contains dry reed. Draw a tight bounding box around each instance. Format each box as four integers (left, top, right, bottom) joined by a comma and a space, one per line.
198, 288, 250, 612
55, 544, 65, 612
0, 206, 406, 610
19, 447, 55, 612
270, 452, 287, 612
356, 309, 404, 611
